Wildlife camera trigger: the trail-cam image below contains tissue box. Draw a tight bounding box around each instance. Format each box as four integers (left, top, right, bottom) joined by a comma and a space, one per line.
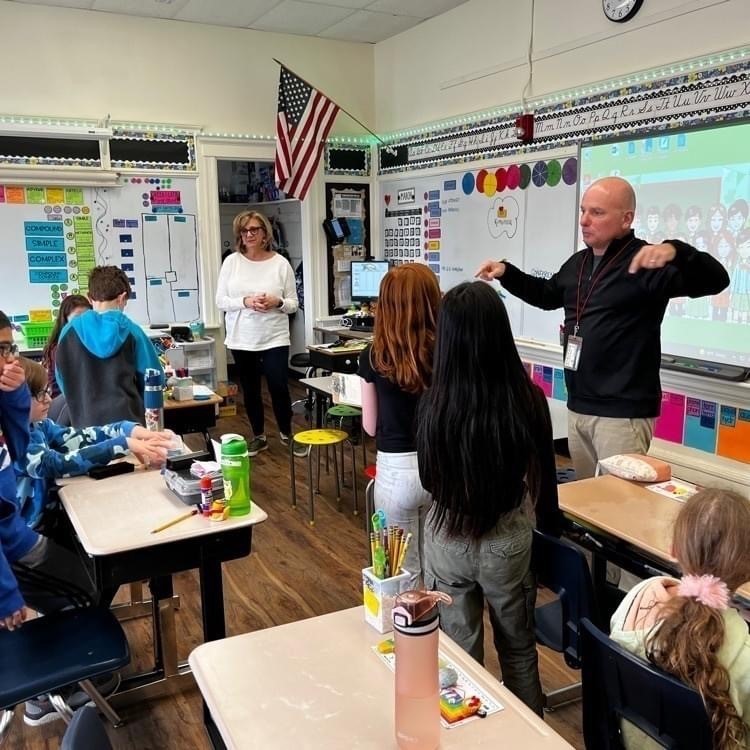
362, 566, 411, 633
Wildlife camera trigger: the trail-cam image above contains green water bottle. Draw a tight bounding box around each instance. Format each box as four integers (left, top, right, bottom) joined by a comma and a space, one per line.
220, 433, 251, 516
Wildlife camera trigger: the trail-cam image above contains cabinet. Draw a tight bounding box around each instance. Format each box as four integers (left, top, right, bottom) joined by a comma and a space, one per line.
166, 337, 217, 389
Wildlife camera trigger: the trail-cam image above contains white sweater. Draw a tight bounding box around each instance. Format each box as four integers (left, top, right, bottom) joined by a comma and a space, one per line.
216, 251, 299, 351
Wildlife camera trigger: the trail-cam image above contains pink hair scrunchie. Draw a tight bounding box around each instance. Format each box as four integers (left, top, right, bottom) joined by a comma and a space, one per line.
677, 574, 730, 610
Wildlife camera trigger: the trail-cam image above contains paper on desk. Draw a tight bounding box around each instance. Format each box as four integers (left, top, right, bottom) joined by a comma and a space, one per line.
193, 384, 214, 397
331, 372, 362, 407
646, 478, 700, 502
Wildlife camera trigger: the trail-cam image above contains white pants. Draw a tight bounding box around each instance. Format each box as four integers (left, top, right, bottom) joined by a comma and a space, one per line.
374, 451, 432, 586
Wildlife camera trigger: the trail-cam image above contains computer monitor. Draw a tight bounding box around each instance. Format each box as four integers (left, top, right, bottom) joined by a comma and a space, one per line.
350, 260, 389, 303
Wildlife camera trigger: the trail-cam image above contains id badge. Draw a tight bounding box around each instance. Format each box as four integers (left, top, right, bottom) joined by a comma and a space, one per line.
564, 335, 583, 371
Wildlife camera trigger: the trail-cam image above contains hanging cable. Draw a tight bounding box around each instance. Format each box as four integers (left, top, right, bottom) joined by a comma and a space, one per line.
520, 0, 536, 114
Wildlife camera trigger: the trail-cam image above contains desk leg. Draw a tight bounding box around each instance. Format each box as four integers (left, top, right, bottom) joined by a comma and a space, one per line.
199, 555, 226, 642
150, 576, 178, 676
204, 704, 228, 750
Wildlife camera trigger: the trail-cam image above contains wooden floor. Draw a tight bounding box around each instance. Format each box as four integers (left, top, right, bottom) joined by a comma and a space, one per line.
5, 382, 584, 749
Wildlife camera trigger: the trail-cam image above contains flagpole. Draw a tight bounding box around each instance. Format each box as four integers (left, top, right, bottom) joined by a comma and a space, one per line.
273, 58, 388, 149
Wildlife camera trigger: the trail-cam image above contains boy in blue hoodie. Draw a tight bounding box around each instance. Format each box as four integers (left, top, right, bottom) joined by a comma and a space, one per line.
17, 358, 172, 530
55, 265, 163, 427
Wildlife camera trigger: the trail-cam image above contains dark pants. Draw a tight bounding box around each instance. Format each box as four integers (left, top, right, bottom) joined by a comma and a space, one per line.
231, 346, 292, 436
13, 536, 98, 614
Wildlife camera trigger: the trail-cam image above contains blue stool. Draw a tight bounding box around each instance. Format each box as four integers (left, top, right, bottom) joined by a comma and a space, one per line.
61, 706, 113, 750
0, 607, 130, 740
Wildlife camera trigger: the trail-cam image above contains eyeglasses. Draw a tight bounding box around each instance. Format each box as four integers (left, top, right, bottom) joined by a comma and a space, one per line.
240, 226, 264, 236
0, 343, 18, 358
34, 388, 52, 403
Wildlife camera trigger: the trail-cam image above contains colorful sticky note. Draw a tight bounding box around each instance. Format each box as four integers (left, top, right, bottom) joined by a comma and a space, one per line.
46, 187, 65, 204
5, 186, 25, 203
64, 188, 84, 205
26, 187, 46, 204
552, 368, 567, 401
683, 398, 717, 454
654, 391, 686, 444
717, 406, 750, 464
532, 364, 553, 397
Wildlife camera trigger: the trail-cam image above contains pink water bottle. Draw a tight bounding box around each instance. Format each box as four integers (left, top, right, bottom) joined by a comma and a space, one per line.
393, 590, 453, 750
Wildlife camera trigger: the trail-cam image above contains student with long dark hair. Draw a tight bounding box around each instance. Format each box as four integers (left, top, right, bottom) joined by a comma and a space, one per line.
358, 263, 441, 584
41, 294, 91, 399
416, 281, 562, 715
610, 489, 750, 749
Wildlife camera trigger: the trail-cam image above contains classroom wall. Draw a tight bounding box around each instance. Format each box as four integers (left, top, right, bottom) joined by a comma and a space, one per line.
373, 0, 750, 131
0, 0, 374, 137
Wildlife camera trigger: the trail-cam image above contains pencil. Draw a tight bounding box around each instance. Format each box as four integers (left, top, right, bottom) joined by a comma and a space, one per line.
397, 532, 412, 572
150, 509, 198, 534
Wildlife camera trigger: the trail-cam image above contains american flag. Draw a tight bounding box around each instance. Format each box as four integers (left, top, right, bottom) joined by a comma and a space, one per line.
275, 66, 340, 201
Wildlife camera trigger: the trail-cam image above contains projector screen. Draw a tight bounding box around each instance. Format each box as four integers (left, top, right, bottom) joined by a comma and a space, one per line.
580, 121, 750, 369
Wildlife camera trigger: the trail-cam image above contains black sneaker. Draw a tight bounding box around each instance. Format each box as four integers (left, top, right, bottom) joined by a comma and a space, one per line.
247, 435, 268, 457
24, 695, 65, 726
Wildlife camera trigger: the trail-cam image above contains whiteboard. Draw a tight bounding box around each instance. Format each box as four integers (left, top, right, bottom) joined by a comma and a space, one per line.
0, 175, 201, 326
380, 150, 579, 347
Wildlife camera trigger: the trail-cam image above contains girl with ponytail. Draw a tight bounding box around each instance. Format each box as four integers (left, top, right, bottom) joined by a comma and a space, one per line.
610, 489, 750, 749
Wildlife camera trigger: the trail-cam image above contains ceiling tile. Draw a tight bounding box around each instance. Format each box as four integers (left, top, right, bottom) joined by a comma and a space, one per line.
10, 0, 94, 7
91, 0, 190, 19
176, 0, 281, 27
366, 0, 468, 19
319, 9, 419, 43
295, 0, 371, 7
251, 0, 353, 35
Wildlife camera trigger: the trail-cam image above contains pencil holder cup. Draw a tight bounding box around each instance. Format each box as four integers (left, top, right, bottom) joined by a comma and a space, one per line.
362, 566, 411, 633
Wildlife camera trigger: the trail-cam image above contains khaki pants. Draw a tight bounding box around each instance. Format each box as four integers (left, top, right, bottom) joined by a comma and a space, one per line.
567, 411, 655, 480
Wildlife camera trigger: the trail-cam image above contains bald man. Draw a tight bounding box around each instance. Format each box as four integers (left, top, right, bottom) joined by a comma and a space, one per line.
476, 177, 729, 479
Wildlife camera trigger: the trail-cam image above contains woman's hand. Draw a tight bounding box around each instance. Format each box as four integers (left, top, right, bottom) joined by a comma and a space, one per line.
246, 292, 281, 311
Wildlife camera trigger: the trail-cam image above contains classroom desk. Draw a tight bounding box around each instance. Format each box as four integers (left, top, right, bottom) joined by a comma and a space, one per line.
300, 376, 335, 427
307, 342, 367, 374
59, 469, 267, 706
313, 325, 373, 343
189, 606, 574, 750
164, 392, 222, 453
558, 475, 750, 608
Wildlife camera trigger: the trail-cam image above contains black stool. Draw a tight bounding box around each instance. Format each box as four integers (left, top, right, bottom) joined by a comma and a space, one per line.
290, 352, 318, 425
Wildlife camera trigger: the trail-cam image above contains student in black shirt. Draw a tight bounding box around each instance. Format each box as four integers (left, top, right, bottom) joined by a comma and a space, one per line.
358, 264, 441, 585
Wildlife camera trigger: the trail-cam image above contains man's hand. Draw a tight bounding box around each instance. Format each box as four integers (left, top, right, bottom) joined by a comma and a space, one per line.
475, 260, 506, 281
0, 607, 27, 631
628, 243, 677, 274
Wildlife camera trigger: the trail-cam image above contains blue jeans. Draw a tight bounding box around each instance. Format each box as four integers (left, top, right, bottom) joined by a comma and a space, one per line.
374, 451, 432, 586
423, 508, 543, 715
231, 346, 292, 436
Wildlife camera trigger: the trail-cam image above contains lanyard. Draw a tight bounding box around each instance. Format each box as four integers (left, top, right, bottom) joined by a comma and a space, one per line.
574, 239, 637, 335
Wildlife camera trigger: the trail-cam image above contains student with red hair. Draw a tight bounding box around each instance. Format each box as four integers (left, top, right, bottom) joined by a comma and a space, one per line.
358, 263, 441, 585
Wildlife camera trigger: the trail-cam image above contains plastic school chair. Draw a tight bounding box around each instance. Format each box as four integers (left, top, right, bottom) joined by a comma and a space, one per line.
0, 607, 130, 741
289, 428, 359, 525
580, 618, 712, 749
531, 528, 598, 709
60, 706, 113, 750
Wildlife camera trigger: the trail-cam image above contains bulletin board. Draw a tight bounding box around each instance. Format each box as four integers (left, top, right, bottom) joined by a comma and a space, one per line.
0, 174, 201, 326
325, 182, 370, 313
379, 149, 579, 346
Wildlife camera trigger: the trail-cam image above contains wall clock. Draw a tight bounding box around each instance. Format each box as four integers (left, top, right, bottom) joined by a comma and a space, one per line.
602, 0, 644, 23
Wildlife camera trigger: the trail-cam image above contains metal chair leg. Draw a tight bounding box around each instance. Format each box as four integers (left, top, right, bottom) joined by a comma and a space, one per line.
307, 448, 316, 525
290, 437, 297, 509
0, 708, 15, 743
332, 443, 342, 511
349, 441, 359, 516
78, 678, 125, 727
